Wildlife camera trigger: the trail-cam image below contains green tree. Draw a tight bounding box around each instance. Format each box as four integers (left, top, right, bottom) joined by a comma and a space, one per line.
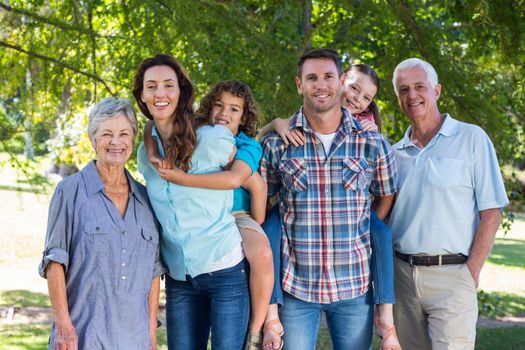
1, 0, 523, 207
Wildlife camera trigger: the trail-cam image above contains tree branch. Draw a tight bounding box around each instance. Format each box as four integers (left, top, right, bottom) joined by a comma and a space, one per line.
0, 40, 120, 95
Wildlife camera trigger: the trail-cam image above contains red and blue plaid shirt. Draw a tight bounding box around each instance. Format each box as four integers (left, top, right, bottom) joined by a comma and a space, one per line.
261, 107, 398, 303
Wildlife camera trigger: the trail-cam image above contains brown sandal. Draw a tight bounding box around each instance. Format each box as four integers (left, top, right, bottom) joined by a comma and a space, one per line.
262, 319, 284, 350
244, 331, 263, 350
376, 325, 402, 350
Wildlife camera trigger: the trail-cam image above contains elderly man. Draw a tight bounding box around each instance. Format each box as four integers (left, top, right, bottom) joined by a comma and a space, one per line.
388, 58, 509, 350
261, 48, 398, 350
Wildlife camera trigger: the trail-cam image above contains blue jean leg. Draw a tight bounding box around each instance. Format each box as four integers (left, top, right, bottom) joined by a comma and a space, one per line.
262, 205, 284, 306
165, 260, 250, 350
280, 291, 374, 350
165, 276, 210, 350
370, 210, 396, 305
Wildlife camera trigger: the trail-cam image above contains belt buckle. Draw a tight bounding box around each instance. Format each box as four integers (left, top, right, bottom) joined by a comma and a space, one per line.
408, 255, 415, 266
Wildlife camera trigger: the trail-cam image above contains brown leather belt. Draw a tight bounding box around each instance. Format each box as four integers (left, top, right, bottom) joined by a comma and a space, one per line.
395, 251, 467, 266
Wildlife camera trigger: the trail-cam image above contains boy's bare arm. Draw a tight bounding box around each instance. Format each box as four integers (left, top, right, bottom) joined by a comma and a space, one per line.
257, 117, 304, 146
241, 172, 268, 224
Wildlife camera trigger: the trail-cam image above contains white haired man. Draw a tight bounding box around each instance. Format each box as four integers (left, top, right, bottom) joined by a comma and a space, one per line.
388, 58, 508, 350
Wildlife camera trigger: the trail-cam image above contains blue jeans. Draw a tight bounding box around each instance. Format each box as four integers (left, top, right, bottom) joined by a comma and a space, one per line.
165, 260, 250, 350
369, 210, 396, 305
280, 290, 374, 350
262, 205, 284, 306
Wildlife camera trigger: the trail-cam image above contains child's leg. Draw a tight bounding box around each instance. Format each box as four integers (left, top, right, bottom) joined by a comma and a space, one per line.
370, 210, 395, 305
261, 206, 285, 349
370, 210, 401, 349
239, 226, 274, 333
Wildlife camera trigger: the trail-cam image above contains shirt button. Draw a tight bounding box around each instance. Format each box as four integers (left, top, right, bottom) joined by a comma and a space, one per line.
96, 226, 100, 231
122, 231, 127, 236
122, 249, 126, 254
326, 214, 331, 218
122, 262, 126, 267
121, 275, 126, 280
327, 265, 332, 270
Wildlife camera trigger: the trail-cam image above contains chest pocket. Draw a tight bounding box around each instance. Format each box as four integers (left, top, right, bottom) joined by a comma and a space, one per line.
280, 158, 308, 192
426, 157, 470, 188
82, 222, 111, 256
140, 227, 159, 259
342, 157, 369, 191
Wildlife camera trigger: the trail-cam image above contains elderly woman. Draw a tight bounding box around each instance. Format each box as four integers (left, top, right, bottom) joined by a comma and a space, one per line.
39, 97, 166, 350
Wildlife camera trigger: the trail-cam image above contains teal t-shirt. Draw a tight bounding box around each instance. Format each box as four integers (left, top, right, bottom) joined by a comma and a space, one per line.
232, 132, 262, 212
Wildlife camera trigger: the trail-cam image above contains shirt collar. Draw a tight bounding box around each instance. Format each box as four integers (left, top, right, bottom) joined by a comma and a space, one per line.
395, 113, 458, 149
289, 106, 360, 136
81, 160, 144, 206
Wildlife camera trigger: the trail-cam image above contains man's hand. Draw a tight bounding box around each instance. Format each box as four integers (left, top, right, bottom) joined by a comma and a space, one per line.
466, 260, 480, 287
54, 320, 78, 350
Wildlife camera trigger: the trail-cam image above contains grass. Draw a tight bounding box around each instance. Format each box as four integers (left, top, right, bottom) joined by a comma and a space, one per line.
1, 325, 523, 350
0, 290, 50, 309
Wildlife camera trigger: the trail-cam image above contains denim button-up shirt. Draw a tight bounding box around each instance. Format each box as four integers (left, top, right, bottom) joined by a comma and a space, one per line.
39, 161, 166, 350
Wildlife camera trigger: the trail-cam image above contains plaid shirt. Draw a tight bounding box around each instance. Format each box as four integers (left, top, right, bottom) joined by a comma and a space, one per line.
261, 107, 397, 303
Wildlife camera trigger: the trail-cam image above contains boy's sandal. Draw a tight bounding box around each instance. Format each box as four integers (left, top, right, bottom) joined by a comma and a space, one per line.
244, 331, 263, 350
262, 319, 284, 350
377, 325, 402, 350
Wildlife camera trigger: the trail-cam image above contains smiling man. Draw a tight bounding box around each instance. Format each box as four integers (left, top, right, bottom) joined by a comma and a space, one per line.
388, 58, 509, 350
260, 48, 398, 350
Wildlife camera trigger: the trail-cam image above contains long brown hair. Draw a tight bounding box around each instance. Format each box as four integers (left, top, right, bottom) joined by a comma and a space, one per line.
344, 64, 382, 132
196, 80, 260, 138
132, 54, 196, 171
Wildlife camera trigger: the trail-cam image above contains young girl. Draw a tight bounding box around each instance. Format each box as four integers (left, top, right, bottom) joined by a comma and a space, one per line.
144, 80, 274, 350
260, 64, 401, 350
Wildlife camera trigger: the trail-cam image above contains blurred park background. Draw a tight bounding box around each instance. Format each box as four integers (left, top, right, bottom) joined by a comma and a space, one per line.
1, 0, 524, 349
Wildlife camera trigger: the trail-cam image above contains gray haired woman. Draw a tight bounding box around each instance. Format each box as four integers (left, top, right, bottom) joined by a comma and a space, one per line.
39, 97, 166, 350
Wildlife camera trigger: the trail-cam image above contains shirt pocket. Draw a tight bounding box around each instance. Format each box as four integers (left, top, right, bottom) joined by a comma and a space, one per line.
342, 157, 369, 191
140, 227, 159, 260
82, 222, 111, 253
279, 158, 308, 192
426, 157, 470, 188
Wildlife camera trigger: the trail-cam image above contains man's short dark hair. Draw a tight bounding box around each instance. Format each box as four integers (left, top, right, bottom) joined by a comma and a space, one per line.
297, 48, 342, 78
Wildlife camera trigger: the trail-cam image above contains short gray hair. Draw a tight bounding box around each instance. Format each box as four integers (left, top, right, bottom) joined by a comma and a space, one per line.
87, 97, 138, 143
392, 58, 439, 96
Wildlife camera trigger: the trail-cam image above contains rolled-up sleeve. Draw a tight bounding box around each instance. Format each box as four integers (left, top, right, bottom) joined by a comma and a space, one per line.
370, 137, 398, 197
39, 186, 71, 278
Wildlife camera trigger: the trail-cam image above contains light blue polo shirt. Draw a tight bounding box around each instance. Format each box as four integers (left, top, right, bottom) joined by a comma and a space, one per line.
137, 125, 243, 280
388, 114, 508, 256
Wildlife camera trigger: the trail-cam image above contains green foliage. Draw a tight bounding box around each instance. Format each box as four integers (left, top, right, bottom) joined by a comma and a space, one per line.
478, 290, 525, 318
1, 0, 524, 208
0, 290, 51, 308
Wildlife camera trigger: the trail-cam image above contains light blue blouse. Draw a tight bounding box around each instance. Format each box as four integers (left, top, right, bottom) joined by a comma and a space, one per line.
138, 125, 243, 280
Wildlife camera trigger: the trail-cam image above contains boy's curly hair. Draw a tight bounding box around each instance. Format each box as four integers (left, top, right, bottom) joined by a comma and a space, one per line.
196, 80, 260, 137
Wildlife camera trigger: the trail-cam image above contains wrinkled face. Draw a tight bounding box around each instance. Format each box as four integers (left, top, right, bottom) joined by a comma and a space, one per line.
395, 67, 441, 121
296, 58, 343, 114
211, 92, 244, 136
141, 65, 180, 123
341, 70, 378, 114
92, 114, 134, 167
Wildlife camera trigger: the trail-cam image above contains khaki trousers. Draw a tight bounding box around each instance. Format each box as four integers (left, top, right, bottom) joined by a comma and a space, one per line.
393, 258, 478, 350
